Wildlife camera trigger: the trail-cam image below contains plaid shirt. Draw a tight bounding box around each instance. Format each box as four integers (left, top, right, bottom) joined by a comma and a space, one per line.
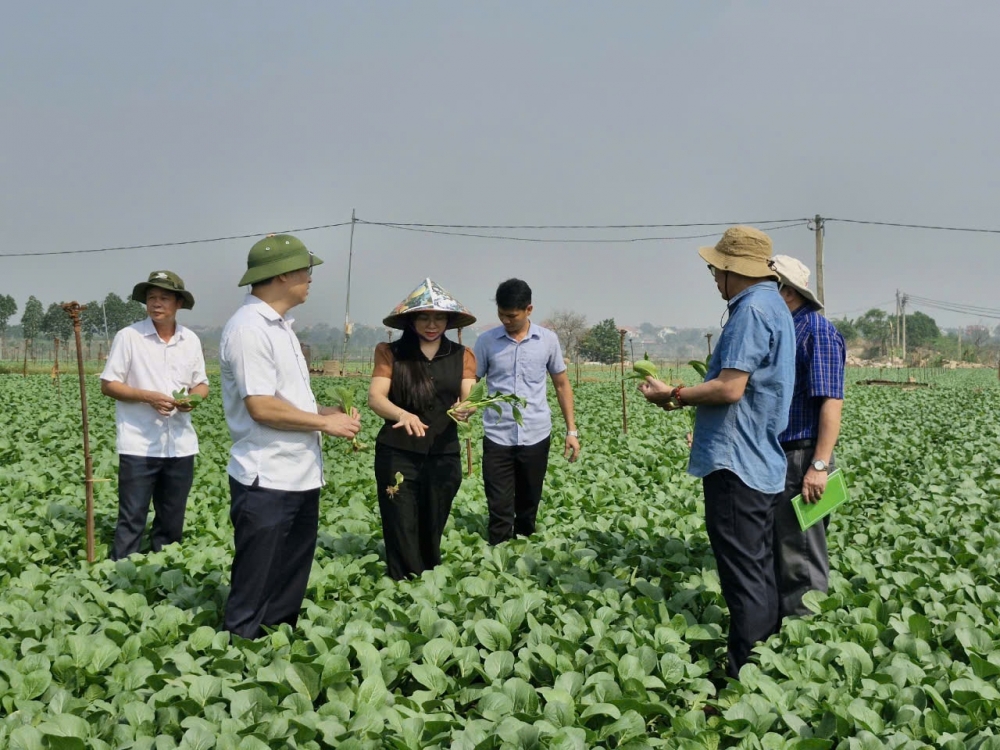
779, 305, 846, 444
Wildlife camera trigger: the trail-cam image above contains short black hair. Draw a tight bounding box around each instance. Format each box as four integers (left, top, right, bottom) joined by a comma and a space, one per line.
495, 278, 532, 310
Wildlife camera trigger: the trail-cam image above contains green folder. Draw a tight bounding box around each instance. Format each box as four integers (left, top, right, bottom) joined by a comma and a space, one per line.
791, 469, 849, 531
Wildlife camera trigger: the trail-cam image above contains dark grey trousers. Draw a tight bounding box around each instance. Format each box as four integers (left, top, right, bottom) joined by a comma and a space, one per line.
774, 448, 834, 619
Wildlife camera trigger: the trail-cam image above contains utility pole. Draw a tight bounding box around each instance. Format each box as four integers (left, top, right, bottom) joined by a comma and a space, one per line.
813, 215, 825, 307
901, 294, 907, 363
340, 209, 357, 376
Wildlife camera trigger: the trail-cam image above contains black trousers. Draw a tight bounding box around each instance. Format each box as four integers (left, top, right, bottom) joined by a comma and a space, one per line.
703, 469, 781, 679
111, 454, 194, 560
375, 444, 461, 580
482, 436, 551, 545
223, 476, 320, 639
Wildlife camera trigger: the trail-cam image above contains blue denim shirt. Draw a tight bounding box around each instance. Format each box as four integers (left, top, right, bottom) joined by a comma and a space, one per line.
474, 322, 566, 446
688, 281, 795, 494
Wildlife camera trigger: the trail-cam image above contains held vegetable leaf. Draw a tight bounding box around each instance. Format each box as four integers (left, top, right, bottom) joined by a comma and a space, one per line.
333, 386, 367, 452
171, 389, 203, 408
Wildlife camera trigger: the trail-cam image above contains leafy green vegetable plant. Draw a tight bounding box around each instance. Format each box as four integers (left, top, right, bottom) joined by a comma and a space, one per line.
447, 380, 526, 438
171, 388, 203, 408
333, 386, 368, 452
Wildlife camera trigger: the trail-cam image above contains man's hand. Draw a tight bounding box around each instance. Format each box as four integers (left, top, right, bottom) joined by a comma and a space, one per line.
321, 409, 362, 439
564, 434, 580, 462
638, 377, 681, 410
393, 411, 429, 437
146, 392, 178, 416
801, 467, 828, 504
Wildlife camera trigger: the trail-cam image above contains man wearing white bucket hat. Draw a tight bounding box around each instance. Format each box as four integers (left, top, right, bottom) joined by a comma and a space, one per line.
771, 254, 846, 619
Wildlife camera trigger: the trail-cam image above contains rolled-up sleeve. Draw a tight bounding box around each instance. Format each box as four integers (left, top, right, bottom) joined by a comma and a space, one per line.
808, 327, 846, 400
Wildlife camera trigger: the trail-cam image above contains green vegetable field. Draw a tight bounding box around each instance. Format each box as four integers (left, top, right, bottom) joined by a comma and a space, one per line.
2, 372, 1000, 749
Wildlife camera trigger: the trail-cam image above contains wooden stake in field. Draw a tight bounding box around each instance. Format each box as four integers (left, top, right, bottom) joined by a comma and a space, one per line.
619, 328, 628, 434
457, 327, 473, 477
62, 302, 96, 563
52, 336, 61, 396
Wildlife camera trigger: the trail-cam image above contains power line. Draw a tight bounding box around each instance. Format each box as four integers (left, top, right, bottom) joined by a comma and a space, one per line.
905, 295, 1000, 320
906, 294, 1000, 316
826, 300, 896, 318
827, 218, 1000, 234
0, 221, 353, 258
359, 218, 810, 229
358, 221, 811, 244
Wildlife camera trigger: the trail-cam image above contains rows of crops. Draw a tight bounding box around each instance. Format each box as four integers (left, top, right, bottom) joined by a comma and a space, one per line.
1, 372, 999, 748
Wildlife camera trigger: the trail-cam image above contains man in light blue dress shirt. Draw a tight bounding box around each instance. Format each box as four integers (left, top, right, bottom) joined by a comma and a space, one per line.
474, 279, 581, 545
639, 227, 795, 680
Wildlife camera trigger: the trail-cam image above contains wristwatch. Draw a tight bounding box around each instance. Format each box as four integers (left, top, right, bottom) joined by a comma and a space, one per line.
811, 459, 828, 472
567, 430, 579, 437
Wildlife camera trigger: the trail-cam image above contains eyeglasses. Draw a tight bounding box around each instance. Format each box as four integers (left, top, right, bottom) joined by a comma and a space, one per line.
307, 264, 314, 278
707, 264, 716, 277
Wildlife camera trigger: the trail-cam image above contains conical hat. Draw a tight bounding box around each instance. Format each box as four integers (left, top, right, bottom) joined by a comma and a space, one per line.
383, 278, 477, 330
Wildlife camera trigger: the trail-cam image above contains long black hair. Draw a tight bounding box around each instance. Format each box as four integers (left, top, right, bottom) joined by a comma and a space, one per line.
388, 322, 451, 414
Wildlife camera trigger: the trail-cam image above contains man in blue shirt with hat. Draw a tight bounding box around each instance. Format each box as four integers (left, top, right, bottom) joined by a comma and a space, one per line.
639, 226, 795, 679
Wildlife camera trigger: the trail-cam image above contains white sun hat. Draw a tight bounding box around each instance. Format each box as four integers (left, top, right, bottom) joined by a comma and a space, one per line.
771, 255, 823, 311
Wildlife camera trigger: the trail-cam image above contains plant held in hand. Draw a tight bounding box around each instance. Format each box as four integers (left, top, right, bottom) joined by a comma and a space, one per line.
447, 380, 527, 438
171, 389, 203, 408
334, 386, 368, 453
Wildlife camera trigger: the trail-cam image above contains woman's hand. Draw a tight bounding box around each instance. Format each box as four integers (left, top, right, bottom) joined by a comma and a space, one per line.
450, 399, 477, 422
393, 410, 430, 437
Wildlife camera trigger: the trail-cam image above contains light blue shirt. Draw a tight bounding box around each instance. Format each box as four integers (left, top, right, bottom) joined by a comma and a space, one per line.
688, 281, 795, 494
474, 322, 566, 446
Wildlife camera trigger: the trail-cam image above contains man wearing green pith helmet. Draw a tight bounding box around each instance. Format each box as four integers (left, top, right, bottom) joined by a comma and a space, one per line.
219, 234, 362, 639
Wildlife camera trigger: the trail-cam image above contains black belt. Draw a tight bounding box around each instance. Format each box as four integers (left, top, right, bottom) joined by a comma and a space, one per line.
781, 438, 816, 453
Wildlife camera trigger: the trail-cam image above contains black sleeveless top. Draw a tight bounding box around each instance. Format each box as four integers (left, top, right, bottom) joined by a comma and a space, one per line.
376, 336, 466, 455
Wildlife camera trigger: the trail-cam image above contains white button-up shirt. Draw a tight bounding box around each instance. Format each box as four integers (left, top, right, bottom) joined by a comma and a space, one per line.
219, 294, 323, 491
100, 318, 209, 458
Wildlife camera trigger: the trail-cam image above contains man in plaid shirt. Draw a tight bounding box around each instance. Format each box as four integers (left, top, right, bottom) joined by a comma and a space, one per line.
772, 255, 847, 618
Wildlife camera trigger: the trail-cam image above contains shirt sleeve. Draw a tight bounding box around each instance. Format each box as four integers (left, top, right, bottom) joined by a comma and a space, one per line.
190, 336, 209, 387
100, 330, 131, 383
716, 305, 773, 374
473, 336, 488, 379
807, 323, 846, 400
226, 326, 278, 398
372, 343, 394, 378
463, 347, 477, 379
547, 331, 567, 375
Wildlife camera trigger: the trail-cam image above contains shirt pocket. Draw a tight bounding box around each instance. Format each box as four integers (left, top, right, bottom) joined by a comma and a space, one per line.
517, 351, 549, 384
168, 353, 197, 386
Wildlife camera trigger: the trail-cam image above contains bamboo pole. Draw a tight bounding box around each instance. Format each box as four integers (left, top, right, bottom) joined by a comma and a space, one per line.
619, 328, 628, 434
63, 302, 95, 563
53, 337, 61, 396
457, 328, 473, 477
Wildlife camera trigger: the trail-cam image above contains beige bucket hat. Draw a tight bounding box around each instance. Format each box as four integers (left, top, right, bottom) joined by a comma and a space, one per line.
383, 278, 476, 330
772, 254, 823, 310
698, 226, 779, 280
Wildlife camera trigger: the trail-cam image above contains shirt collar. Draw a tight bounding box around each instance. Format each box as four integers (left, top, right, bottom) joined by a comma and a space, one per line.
139, 316, 185, 341
245, 293, 295, 325
728, 280, 778, 307
497, 321, 540, 341
791, 303, 812, 320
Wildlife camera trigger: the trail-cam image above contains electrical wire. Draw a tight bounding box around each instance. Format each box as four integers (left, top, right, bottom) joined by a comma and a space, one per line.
358, 218, 810, 229
0, 222, 353, 258
905, 294, 1000, 316
826, 218, 1000, 234
357, 221, 810, 244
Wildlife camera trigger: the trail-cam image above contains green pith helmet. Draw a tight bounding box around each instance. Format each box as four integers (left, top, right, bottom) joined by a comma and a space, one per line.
131, 270, 195, 310
238, 234, 324, 286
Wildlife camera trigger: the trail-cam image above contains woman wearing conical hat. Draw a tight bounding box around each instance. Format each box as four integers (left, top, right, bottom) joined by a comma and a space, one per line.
367, 279, 478, 580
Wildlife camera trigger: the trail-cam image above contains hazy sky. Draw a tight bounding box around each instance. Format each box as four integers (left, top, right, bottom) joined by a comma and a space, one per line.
4, 2, 999, 332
